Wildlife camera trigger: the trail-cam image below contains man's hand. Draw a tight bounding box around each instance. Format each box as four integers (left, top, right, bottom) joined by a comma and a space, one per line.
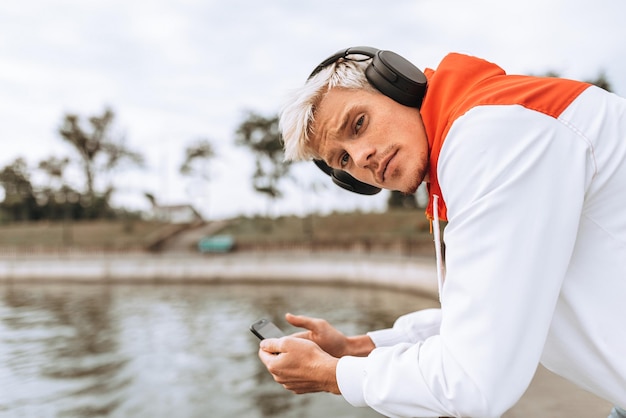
286, 313, 375, 357
258, 337, 340, 394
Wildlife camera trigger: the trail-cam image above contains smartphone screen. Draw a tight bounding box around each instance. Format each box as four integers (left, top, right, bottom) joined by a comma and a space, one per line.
250, 318, 285, 340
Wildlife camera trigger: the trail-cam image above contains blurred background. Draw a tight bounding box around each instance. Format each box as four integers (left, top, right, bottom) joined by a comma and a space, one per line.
1, 2, 622, 416
1, 0, 624, 223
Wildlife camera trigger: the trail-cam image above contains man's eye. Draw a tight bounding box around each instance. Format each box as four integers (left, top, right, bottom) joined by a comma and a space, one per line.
340, 152, 350, 167
355, 115, 365, 133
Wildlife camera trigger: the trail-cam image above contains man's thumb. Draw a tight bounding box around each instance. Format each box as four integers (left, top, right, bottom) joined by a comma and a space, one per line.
260, 337, 282, 354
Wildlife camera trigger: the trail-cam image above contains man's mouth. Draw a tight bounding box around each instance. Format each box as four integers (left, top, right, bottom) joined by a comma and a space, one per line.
376, 149, 397, 184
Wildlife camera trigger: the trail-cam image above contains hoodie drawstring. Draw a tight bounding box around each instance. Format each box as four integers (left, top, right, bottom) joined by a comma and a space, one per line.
432, 195, 445, 302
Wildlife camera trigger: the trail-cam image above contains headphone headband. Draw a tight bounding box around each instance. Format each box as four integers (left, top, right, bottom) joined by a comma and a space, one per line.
308, 46, 380, 79
309, 46, 427, 195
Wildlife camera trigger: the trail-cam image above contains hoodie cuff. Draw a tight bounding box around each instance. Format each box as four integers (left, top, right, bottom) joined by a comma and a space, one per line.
337, 355, 369, 407
367, 328, 409, 347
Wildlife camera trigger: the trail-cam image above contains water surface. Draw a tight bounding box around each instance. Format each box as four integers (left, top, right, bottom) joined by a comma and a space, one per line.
0, 281, 438, 417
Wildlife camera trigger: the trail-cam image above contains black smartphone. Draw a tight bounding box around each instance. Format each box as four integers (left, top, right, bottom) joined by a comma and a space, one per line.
250, 318, 285, 340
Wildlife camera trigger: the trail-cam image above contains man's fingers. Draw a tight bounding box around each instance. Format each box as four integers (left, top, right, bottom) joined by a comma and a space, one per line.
285, 313, 320, 331
285, 312, 310, 328
259, 337, 283, 354
289, 331, 310, 339
282, 382, 323, 394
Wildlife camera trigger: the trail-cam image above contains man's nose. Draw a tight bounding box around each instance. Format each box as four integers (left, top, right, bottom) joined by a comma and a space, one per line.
350, 143, 376, 169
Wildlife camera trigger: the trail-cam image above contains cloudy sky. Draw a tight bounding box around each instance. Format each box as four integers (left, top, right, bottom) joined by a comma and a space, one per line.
1, 0, 625, 220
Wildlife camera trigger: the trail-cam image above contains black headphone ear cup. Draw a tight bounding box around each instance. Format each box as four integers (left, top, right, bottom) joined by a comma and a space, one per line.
313, 158, 334, 176
365, 50, 427, 108
313, 159, 381, 195
331, 169, 381, 196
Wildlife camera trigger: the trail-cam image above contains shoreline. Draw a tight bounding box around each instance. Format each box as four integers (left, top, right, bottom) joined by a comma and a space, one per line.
0, 252, 439, 296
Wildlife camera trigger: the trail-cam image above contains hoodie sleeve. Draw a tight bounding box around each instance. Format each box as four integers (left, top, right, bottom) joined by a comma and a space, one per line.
366, 308, 442, 347
336, 104, 594, 418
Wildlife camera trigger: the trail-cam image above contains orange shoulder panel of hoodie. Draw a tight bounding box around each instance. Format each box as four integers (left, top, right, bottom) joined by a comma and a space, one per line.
422, 53, 591, 221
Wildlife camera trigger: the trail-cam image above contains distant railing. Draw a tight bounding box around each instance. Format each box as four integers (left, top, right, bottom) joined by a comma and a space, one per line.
0, 238, 435, 259
0, 245, 148, 258
234, 238, 434, 258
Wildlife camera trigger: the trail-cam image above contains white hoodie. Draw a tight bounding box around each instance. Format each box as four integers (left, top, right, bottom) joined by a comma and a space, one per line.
336, 85, 626, 417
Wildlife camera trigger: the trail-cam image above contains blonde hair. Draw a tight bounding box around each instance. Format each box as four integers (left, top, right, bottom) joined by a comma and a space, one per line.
279, 57, 377, 162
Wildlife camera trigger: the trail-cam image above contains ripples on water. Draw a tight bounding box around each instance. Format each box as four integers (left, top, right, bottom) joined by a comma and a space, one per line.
0, 281, 438, 417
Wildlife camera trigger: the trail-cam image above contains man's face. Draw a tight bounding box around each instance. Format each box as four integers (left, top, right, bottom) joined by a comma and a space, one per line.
311, 87, 429, 194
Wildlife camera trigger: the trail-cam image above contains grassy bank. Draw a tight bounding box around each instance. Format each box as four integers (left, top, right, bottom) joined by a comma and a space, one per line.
224, 210, 430, 241
0, 220, 181, 251
0, 210, 434, 254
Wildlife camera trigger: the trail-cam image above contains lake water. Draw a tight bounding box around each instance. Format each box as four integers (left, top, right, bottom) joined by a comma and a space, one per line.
0, 281, 438, 417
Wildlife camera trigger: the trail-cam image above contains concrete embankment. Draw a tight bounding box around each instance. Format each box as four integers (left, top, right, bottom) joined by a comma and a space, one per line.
0, 252, 439, 296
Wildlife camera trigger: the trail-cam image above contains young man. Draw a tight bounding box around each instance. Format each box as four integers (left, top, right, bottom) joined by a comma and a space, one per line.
258, 47, 626, 418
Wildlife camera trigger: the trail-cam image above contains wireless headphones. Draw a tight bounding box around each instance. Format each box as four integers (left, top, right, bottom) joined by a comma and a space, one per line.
308, 46, 428, 195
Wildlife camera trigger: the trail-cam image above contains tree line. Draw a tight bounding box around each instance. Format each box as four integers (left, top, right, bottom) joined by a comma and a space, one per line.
0, 109, 142, 222
0, 107, 299, 224
0, 72, 614, 224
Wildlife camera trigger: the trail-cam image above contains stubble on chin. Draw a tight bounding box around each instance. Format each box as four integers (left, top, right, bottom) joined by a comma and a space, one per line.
399, 164, 427, 195
401, 178, 421, 195
394, 147, 428, 194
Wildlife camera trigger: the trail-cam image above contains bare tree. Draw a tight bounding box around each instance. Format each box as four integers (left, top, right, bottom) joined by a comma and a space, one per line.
58, 107, 144, 205
180, 138, 216, 218
0, 158, 36, 221
38, 156, 70, 189
234, 111, 292, 213
180, 139, 215, 179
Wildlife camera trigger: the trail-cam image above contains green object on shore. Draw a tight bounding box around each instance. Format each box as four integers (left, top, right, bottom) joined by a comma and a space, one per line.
198, 235, 235, 253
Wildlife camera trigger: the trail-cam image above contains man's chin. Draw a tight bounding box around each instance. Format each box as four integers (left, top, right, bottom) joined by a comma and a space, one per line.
384, 172, 423, 194
390, 186, 418, 195
401, 179, 421, 195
